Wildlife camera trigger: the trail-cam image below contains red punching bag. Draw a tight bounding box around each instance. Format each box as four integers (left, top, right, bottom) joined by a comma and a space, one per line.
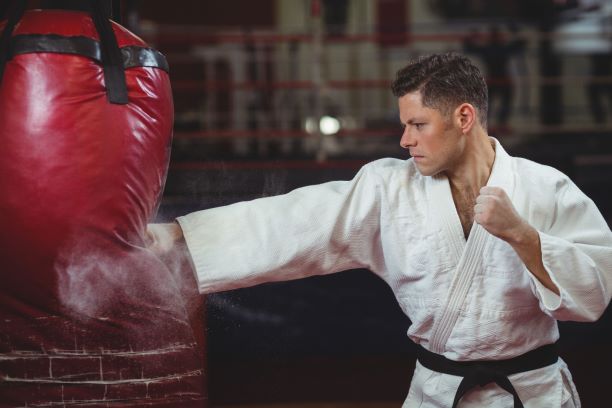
0, 1, 206, 406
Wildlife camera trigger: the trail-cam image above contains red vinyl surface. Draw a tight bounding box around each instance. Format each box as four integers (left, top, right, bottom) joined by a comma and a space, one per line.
0, 10, 206, 407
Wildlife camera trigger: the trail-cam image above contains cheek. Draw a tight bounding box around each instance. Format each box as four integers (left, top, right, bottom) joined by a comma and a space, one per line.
420, 130, 438, 150
423, 134, 445, 156
440, 129, 461, 155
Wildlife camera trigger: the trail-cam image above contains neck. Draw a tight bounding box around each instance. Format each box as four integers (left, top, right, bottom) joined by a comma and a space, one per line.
446, 130, 495, 196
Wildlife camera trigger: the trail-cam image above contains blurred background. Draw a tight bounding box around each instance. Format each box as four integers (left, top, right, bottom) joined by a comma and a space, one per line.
18, 0, 612, 406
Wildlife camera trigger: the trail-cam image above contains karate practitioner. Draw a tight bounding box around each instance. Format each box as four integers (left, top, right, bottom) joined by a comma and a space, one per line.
147, 53, 612, 407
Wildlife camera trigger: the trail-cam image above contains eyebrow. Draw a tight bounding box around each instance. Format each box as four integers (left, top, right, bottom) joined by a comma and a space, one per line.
401, 118, 424, 125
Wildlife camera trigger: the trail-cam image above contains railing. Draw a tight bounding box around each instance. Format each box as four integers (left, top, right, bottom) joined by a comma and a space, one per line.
137, 22, 612, 161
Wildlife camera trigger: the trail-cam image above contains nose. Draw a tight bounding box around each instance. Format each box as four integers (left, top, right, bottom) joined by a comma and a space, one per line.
399, 127, 416, 149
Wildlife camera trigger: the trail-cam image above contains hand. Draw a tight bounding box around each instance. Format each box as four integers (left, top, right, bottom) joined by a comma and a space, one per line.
146, 223, 203, 312
474, 187, 559, 295
474, 186, 528, 244
145, 222, 185, 259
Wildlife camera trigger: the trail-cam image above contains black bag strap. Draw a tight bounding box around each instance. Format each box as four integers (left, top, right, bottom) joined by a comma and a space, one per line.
90, 0, 128, 104
0, 0, 128, 105
0, 0, 27, 84
112, 0, 122, 24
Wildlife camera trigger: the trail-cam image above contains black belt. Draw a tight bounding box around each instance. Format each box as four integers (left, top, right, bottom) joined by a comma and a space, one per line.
416, 343, 559, 408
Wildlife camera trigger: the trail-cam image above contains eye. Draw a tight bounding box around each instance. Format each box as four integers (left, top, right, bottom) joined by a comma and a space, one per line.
414, 123, 425, 130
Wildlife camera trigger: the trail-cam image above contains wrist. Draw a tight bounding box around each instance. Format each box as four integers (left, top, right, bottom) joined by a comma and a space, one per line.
171, 221, 185, 243
507, 221, 538, 247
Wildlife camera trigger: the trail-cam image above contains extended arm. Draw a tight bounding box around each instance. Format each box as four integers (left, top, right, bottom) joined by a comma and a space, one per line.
148, 164, 384, 294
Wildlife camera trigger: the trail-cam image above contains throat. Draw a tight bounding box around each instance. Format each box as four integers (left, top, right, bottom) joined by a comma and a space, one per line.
450, 187, 476, 240
457, 205, 474, 240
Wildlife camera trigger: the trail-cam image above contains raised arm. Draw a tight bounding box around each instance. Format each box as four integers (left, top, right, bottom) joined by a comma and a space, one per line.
533, 178, 612, 321
475, 180, 612, 322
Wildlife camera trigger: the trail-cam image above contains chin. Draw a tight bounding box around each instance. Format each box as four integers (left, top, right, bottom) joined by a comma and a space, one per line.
414, 164, 439, 177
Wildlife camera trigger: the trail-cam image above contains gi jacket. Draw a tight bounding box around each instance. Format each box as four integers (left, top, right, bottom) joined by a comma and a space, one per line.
178, 139, 612, 407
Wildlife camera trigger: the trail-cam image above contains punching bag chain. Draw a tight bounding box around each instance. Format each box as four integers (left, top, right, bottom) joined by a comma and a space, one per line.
0, 0, 27, 84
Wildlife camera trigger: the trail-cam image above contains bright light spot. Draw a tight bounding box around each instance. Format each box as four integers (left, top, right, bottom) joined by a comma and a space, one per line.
319, 116, 340, 135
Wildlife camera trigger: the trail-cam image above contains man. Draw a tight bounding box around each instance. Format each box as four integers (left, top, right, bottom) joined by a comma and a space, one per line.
147, 53, 612, 407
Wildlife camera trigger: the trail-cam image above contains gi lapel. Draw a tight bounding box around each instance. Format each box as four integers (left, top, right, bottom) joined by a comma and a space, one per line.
427, 139, 516, 355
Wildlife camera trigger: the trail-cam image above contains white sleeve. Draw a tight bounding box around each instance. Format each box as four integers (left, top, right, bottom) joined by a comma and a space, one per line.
176, 164, 384, 294
532, 177, 612, 321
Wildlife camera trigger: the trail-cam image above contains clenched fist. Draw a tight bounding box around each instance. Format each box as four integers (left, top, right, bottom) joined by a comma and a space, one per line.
145, 222, 185, 258
474, 186, 528, 244
145, 222, 195, 275
474, 186, 559, 295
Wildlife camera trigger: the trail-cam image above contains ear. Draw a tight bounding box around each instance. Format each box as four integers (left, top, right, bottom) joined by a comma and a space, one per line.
453, 103, 477, 134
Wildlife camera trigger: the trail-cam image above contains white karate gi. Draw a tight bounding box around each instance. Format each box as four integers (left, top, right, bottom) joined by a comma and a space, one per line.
177, 139, 612, 407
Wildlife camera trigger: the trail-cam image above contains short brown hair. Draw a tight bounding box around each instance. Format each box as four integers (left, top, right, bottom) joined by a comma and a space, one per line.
391, 53, 488, 127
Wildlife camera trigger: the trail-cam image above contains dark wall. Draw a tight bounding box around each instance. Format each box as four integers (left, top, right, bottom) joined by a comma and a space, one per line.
137, 0, 275, 27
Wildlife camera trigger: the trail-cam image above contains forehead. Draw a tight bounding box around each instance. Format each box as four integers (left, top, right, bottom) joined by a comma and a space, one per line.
398, 91, 424, 109
398, 91, 440, 121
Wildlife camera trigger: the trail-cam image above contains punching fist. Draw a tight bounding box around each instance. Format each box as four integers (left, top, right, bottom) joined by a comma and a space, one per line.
474, 186, 529, 243
145, 222, 186, 259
